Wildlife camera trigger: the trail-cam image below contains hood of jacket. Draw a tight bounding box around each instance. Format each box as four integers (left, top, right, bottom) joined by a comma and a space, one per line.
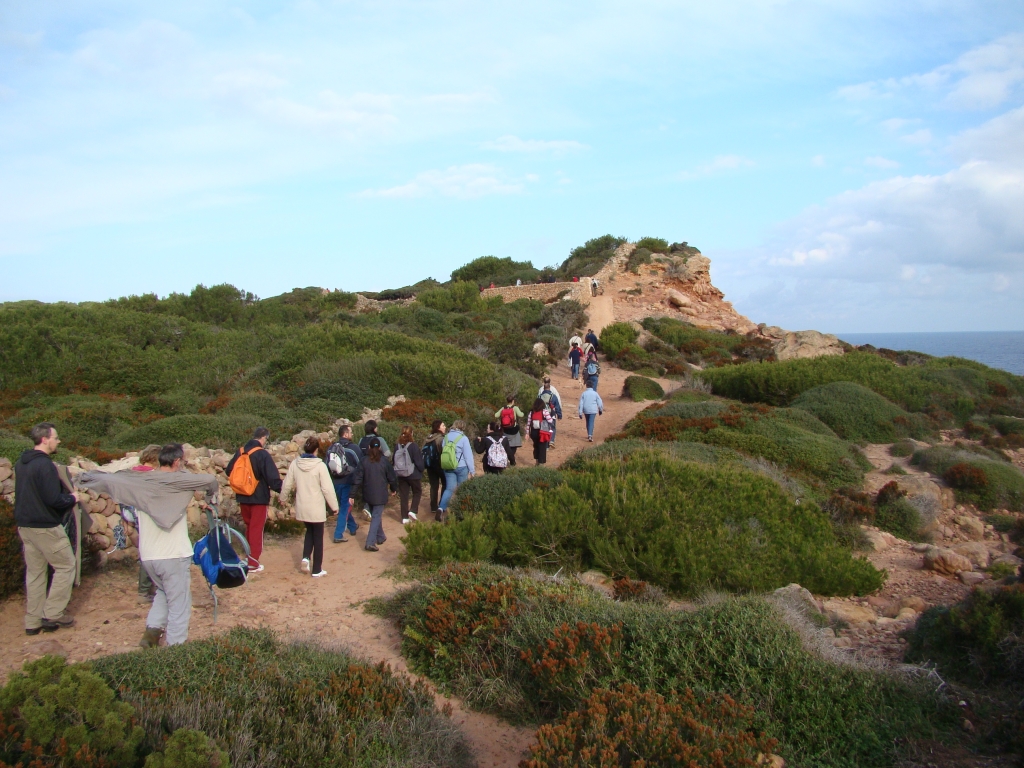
17, 449, 50, 468
293, 456, 323, 473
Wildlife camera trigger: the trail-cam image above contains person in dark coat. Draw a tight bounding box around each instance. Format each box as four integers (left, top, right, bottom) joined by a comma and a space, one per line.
585, 328, 600, 351
422, 421, 448, 516
474, 421, 511, 474
225, 427, 283, 573
13, 422, 80, 635
352, 438, 397, 552
393, 425, 425, 525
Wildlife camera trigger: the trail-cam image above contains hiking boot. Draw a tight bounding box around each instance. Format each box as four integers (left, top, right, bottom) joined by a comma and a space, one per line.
364, 544, 379, 552
401, 518, 410, 525
42, 616, 74, 632
139, 626, 163, 648
25, 626, 43, 636
333, 536, 348, 543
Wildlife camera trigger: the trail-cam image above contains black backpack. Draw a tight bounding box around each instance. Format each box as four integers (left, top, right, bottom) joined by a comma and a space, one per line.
422, 441, 439, 470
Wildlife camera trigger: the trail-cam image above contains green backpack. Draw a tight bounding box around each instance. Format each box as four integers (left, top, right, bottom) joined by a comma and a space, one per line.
440, 434, 459, 471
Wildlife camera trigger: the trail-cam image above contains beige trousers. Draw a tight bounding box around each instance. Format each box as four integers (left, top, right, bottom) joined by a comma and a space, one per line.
18, 526, 76, 629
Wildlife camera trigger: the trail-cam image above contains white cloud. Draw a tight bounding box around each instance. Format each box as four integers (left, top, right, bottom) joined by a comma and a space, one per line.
358, 164, 523, 199
678, 154, 754, 180
482, 135, 587, 153
864, 155, 900, 169
901, 128, 932, 145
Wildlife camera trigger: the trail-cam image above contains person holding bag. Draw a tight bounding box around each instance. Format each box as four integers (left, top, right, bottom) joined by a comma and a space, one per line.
393, 425, 425, 525
528, 398, 554, 465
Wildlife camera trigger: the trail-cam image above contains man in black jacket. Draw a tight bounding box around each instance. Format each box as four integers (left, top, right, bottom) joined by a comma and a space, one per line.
225, 427, 282, 574
14, 423, 79, 635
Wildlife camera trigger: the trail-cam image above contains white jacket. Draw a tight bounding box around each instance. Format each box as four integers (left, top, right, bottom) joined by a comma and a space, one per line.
281, 457, 339, 523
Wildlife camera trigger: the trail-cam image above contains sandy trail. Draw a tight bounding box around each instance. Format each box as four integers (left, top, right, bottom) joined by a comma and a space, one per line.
0, 361, 678, 767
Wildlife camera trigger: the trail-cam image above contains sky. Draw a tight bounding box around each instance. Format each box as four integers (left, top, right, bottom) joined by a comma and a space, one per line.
1, 1, 1022, 332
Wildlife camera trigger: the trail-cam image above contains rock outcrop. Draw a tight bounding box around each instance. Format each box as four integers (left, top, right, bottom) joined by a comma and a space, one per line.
757, 325, 845, 362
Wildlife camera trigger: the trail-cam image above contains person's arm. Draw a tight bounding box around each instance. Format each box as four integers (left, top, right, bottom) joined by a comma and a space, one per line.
459, 436, 474, 476
225, 450, 240, 476
552, 394, 562, 419
261, 451, 283, 493
474, 436, 486, 455
40, 464, 77, 511
578, 394, 585, 418
385, 460, 398, 492
319, 464, 339, 514
596, 393, 605, 414
380, 438, 392, 459
280, 460, 296, 503
411, 443, 425, 472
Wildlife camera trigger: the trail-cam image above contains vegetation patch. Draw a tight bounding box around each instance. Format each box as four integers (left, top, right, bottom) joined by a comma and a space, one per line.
621, 375, 665, 402
792, 382, 932, 442
0, 499, 24, 601
912, 446, 1024, 511
378, 563, 952, 768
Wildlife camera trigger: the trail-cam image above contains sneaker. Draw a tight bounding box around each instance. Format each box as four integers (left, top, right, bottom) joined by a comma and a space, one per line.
402, 518, 410, 525
333, 536, 349, 543
364, 544, 379, 552
300, 558, 310, 573
311, 570, 328, 578
249, 564, 265, 574
408, 511, 418, 521
588, 435, 594, 442
362, 507, 372, 521
25, 626, 43, 636
41, 616, 74, 632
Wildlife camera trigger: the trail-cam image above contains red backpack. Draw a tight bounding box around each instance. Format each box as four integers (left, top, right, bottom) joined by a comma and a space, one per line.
500, 407, 517, 429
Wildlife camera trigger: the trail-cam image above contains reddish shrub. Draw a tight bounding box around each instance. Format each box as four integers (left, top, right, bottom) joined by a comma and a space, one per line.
945, 463, 988, 490
876, 481, 907, 507
824, 487, 875, 524
521, 622, 622, 711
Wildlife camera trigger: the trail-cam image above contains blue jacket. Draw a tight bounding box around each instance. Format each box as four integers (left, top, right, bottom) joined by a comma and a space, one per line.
444, 431, 475, 474
578, 389, 604, 416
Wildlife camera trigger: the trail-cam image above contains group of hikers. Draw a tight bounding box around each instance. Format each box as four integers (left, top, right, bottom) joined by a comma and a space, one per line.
9, 329, 605, 651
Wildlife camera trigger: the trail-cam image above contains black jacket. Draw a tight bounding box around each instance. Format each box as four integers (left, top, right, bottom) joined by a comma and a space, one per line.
585, 332, 600, 350
225, 440, 283, 505
392, 441, 425, 481
353, 456, 397, 506
13, 450, 76, 528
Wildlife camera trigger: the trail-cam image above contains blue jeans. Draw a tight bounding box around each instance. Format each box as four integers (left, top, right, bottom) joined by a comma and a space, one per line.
438, 466, 470, 511
584, 413, 597, 438
365, 504, 387, 549
571, 362, 580, 379
550, 419, 558, 445
587, 374, 599, 391
332, 482, 356, 540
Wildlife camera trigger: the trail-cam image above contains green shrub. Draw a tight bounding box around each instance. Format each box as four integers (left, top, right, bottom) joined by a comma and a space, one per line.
634, 237, 669, 253
621, 375, 665, 402
597, 322, 639, 358
988, 561, 1018, 580
905, 584, 1024, 685
559, 439, 742, 472
792, 382, 932, 442
875, 498, 923, 540
642, 317, 775, 368
556, 235, 627, 278
627, 247, 652, 274
0, 498, 23, 600
386, 565, 952, 767
0, 435, 32, 465
0, 655, 145, 766
991, 416, 1024, 436
446, 466, 564, 519
408, 452, 884, 596
143, 729, 227, 768
450, 255, 539, 287
90, 627, 471, 768
889, 439, 917, 457
112, 414, 264, 451
912, 446, 1024, 511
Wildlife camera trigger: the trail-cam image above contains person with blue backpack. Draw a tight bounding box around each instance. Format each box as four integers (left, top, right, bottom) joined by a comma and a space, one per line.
436, 420, 474, 522
326, 425, 361, 543
583, 346, 601, 391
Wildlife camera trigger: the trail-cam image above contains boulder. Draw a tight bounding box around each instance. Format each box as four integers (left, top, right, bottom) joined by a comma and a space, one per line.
923, 547, 973, 575
955, 515, 985, 541
532, 342, 549, 357
0, 457, 11, 469
992, 553, 1023, 568
896, 607, 920, 621
0, 466, 11, 483
758, 325, 845, 362
771, 583, 823, 616
960, 571, 988, 586
953, 542, 991, 569
898, 476, 954, 511
823, 600, 877, 625
862, 530, 890, 552
667, 289, 692, 308
900, 596, 927, 613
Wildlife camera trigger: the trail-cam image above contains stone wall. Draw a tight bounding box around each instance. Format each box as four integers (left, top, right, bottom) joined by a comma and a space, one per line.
480, 281, 593, 305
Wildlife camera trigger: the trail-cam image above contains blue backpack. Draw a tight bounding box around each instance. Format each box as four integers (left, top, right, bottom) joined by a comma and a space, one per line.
193, 507, 250, 622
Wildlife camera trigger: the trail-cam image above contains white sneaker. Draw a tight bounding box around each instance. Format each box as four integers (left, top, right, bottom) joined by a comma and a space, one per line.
311, 570, 328, 578
249, 564, 265, 574
402, 519, 410, 525
408, 511, 418, 521
362, 507, 372, 521
300, 558, 310, 573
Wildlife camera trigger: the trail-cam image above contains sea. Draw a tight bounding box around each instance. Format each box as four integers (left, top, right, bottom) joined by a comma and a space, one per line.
837, 331, 1024, 377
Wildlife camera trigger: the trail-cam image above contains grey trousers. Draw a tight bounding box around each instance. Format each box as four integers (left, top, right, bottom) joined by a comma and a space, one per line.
19, 526, 76, 630
142, 557, 192, 645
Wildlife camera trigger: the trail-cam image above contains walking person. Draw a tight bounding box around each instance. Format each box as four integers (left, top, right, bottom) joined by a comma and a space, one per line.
590, 278, 598, 297
326, 425, 361, 543
584, 346, 601, 392
578, 383, 605, 442
13, 423, 80, 635
495, 396, 524, 466
358, 420, 391, 458
80, 443, 219, 647
474, 422, 510, 474
422, 421, 448, 518
393, 426, 425, 525
352, 438, 397, 552
528, 398, 554, 465
225, 427, 282, 574
129, 444, 161, 602
537, 377, 563, 449
568, 342, 583, 380
436, 421, 474, 522
281, 437, 339, 578
585, 328, 600, 351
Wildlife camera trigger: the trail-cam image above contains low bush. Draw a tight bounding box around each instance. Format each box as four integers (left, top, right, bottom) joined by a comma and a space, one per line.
627, 247, 652, 274
112, 413, 265, 451
143, 729, 227, 768
597, 322, 639, 358
991, 416, 1024, 436
621, 375, 665, 402
912, 446, 1024, 511
523, 684, 776, 768
875, 498, 923, 540
0, 499, 23, 600
905, 584, 1024, 686
889, 439, 917, 457
383, 564, 953, 767
559, 439, 742, 472
792, 382, 932, 442
407, 452, 885, 596
90, 627, 471, 768
445, 466, 564, 519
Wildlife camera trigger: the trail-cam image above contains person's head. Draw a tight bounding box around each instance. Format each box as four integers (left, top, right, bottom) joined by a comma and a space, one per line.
542, 376, 551, 389
586, 381, 595, 390
367, 437, 382, 463
588, 328, 593, 333
488, 421, 501, 434
431, 419, 445, 435
532, 397, 545, 412
138, 444, 162, 467
158, 443, 185, 470
506, 395, 515, 405
253, 426, 270, 446
399, 425, 414, 445
30, 422, 59, 454
450, 420, 466, 433
340, 424, 353, 440
303, 436, 320, 455
364, 420, 378, 436
572, 342, 578, 348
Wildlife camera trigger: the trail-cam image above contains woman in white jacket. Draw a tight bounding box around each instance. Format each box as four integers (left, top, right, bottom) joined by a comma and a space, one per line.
281, 436, 339, 578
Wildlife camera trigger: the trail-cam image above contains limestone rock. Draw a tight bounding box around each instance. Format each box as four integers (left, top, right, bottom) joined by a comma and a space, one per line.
896, 607, 920, 621
897, 476, 954, 511
960, 571, 988, 586
953, 542, 991, 568
758, 325, 845, 362
863, 530, 890, 552
771, 583, 823, 616
992, 553, 1023, 568
823, 600, 877, 625
26, 639, 67, 658
900, 596, 927, 613
923, 546, 973, 575
532, 342, 549, 357
955, 515, 986, 541
667, 289, 692, 308
0, 457, 11, 469
0, 466, 11, 483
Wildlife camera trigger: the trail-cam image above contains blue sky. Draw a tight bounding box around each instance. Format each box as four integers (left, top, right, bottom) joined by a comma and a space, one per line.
2, 1, 1022, 332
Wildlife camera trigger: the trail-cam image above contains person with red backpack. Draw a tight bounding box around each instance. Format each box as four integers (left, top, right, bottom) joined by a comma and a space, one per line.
225, 427, 282, 574
493, 396, 524, 465
474, 421, 510, 474
528, 398, 554, 465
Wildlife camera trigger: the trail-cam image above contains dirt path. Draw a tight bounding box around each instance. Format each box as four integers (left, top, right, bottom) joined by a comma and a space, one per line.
586, 295, 615, 334
0, 361, 677, 767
